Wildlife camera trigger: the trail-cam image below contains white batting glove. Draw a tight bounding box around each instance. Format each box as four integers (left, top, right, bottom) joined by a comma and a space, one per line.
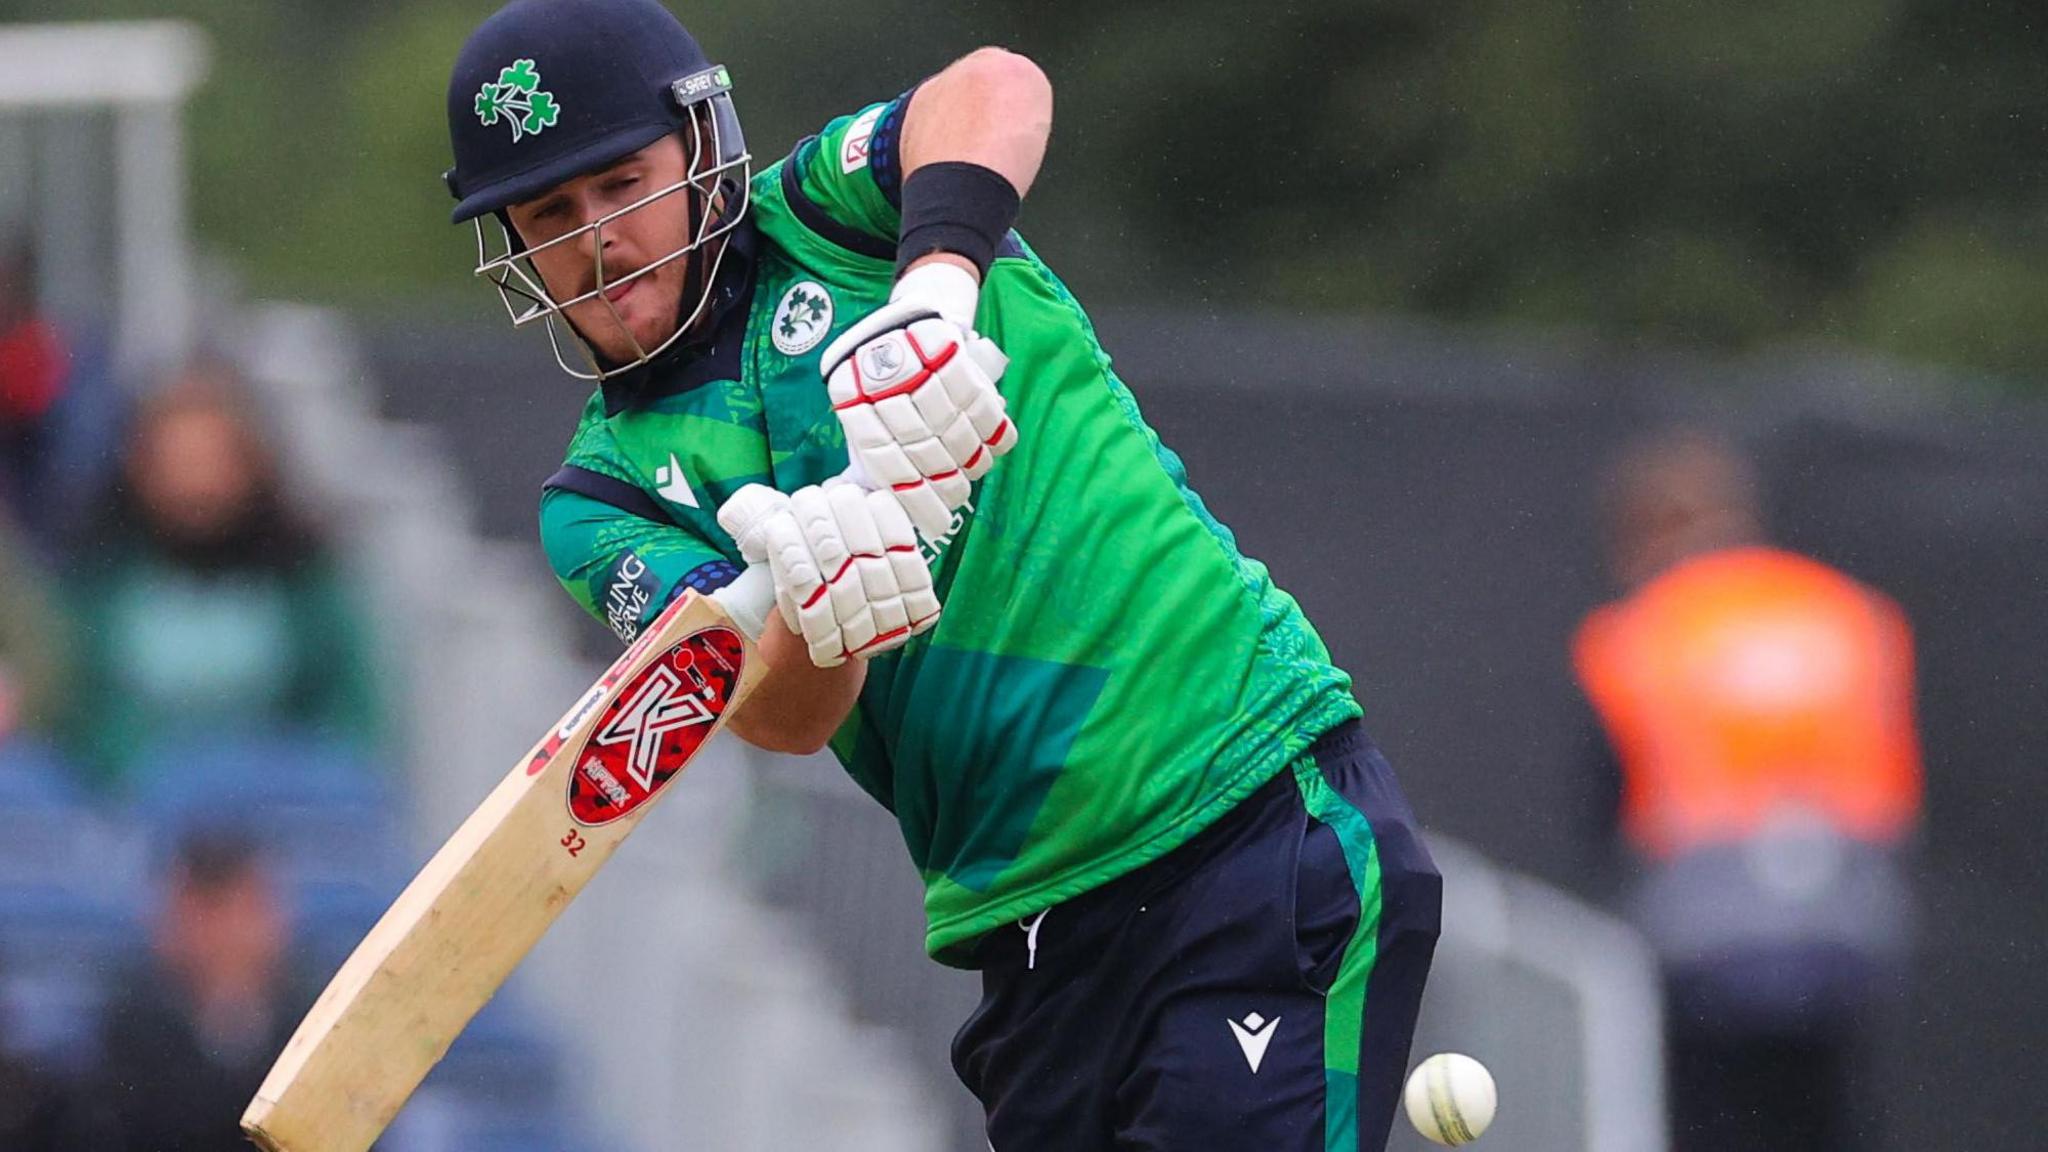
822, 261, 1018, 542
716, 481, 939, 668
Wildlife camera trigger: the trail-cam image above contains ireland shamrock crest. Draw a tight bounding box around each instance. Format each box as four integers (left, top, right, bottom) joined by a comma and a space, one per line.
474, 58, 560, 143
772, 281, 834, 356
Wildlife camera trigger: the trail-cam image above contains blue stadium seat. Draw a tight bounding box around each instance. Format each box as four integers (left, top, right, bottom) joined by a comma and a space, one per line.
0, 740, 139, 904
126, 732, 395, 818
125, 733, 413, 890
0, 885, 142, 1070
0, 738, 85, 807
0, 885, 143, 971
0, 744, 146, 1068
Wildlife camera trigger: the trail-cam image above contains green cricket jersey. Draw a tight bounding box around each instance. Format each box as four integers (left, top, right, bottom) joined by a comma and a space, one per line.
539, 94, 1362, 962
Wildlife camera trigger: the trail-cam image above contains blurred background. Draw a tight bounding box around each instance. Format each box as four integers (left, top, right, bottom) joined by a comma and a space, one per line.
1, 2, 2043, 1150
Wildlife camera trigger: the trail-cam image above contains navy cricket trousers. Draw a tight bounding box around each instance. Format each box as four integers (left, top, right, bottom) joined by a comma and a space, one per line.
952, 720, 1443, 1151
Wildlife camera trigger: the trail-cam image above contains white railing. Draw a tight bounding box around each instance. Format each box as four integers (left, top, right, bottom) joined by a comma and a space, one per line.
0, 21, 209, 383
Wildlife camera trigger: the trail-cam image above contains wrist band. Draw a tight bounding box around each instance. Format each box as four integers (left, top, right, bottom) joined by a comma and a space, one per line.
895, 161, 1021, 279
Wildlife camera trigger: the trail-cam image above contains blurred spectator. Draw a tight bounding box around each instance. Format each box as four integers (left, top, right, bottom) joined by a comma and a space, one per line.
0, 512, 67, 741
62, 365, 383, 789
94, 827, 304, 1152
0, 237, 71, 540
1572, 429, 1921, 1152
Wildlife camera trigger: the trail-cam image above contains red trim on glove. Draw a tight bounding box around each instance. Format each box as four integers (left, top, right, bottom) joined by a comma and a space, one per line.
797, 547, 928, 610
847, 608, 942, 656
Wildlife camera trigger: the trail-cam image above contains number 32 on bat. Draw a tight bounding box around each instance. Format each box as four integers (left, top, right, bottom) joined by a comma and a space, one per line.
560, 829, 587, 857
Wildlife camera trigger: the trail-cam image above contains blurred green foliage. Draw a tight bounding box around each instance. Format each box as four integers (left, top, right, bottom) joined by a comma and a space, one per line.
17, 0, 2048, 388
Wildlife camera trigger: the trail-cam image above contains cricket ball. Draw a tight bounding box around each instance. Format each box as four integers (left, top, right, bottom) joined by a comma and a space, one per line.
1403, 1052, 1497, 1146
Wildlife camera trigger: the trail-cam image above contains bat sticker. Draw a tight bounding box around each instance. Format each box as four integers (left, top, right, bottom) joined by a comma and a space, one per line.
566, 626, 746, 825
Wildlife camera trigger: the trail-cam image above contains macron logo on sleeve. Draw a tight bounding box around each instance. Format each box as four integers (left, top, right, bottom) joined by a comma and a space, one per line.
655, 453, 700, 508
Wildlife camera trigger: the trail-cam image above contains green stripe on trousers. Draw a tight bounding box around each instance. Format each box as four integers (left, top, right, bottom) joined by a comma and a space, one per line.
1292, 752, 1384, 1152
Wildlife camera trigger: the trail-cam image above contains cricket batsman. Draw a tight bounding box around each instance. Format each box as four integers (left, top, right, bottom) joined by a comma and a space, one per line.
443, 1, 1440, 1146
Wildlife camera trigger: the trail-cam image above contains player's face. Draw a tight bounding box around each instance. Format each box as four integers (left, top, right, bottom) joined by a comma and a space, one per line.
507, 135, 695, 366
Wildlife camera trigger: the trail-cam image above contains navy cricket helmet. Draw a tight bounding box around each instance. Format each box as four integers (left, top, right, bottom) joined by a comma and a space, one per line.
444, 0, 751, 379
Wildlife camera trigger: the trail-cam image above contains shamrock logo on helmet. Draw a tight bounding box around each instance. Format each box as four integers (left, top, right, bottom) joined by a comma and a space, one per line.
474, 58, 561, 143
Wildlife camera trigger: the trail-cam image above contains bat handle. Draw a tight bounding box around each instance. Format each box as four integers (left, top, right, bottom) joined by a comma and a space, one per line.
710, 564, 777, 640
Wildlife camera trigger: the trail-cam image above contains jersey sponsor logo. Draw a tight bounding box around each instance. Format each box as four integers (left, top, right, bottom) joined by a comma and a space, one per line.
654, 452, 700, 508
567, 626, 745, 825
841, 105, 884, 174
772, 281, 834, 356
603, 550, 659, 644
1227, 1012, 1280, 1074
472, 58, 560, 143
919, 502, 969, 570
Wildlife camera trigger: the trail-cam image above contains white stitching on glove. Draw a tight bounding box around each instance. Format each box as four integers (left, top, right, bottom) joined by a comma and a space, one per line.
822, 262, 1018, 542
716, 481, 939, 668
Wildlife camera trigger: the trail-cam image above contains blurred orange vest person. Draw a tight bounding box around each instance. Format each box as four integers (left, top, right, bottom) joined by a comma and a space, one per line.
1573, 545, 1922, 860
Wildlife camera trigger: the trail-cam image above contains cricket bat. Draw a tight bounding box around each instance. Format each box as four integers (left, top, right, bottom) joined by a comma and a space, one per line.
242, 569, 775, 1152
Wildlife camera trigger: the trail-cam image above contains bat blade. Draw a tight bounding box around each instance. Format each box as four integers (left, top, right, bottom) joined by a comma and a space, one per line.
242, 581, 768, 1152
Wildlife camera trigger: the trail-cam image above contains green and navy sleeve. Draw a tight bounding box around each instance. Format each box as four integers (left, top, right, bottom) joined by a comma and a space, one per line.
786, 90, 916, 246
539, 485, 743, 645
